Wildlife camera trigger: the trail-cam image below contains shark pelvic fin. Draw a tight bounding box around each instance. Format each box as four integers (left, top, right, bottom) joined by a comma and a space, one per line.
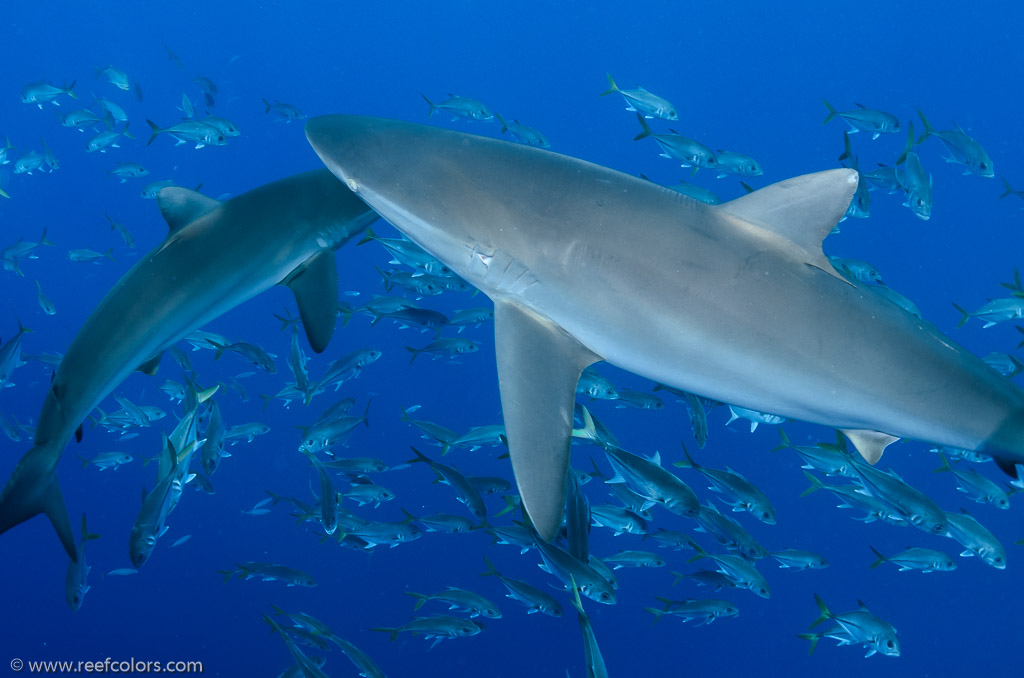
494, 300, 599, 542
282, 250, 338, 353
717, 169, 857, 285
841, 429, 900, 465
156, 188, 222, 234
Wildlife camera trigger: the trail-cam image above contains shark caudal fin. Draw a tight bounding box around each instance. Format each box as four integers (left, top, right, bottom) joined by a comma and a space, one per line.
0, 442, 77, 561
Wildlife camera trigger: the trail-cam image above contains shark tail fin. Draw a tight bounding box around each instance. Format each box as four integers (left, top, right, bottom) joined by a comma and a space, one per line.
0, 442, 77, 562
600, 73, 620, 97
822, 99, 838, 124
420, 93, 436, 118
633, 113, 654, 141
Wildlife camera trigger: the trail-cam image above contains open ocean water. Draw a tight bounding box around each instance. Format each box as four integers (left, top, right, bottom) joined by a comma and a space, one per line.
2, 1, 1023, 676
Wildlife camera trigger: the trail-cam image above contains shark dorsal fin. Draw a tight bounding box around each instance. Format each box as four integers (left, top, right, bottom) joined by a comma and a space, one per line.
157, 188, 222, 234
717, 169, 857, 285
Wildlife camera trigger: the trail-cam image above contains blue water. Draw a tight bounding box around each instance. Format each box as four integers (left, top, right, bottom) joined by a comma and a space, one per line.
2, 2, 1023, 676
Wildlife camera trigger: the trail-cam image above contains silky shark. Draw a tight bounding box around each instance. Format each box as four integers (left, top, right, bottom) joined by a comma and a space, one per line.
306, 115, 1024, 541
0, 169, 378, 559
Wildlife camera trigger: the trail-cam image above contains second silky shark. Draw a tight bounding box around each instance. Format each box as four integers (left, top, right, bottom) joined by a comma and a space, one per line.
305, 115, 1024, 541
0, 169, 378, 559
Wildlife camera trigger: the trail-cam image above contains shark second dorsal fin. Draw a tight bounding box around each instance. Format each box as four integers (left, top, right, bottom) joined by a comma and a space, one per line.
282, 250, 338, 354
494, 300, 599, 542
157, 188, 222, 234
717, 169, 857, 285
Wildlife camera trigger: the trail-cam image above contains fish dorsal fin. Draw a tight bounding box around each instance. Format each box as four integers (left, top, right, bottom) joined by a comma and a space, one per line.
717, 169, 858, 285
842, 429, 899, 465
282, 250, 338, 354
157, 188, 221, 234
494, 300, 599, 542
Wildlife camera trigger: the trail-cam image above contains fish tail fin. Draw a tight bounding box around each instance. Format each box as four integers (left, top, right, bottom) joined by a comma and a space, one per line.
797, 633, 820, 655
480, 556, 501, 578
799, 470, 823, 498
405, 591, 428, 610
261, 98, 272, 114
405, 346, 419, 365
145, 119, 161, 147
633, 113, 654, 141
0, 442, 77, 562
677, 441, 696, 469
370, 627, 400, 642
1017, 325, 1024, 350
82, 514, 100, 542
810, 593, 832, 627
600, 73, 619, 97
420, 93, 436, 118
952, 302, 971, 328
1000, 178, 1016, 199
916, 108, 934, 143
65, 80, 78, 99
685, 541, 708, 563
895, 120, 915, 165
822, 99, 838, 124
643, 606, 666, 625
770, 427, 792, 453
933, 451, 953, 474
670, 570, 686, 587
356, 225, 378, 246
837, 130, 853, 163
103, 248, 115, 261
120, 121, 134, 140
494, 112, 509, 134
869, 546, 886, 569
77, 454, 90, 469
406, 446, 431, 466
217, 569, 235, 583
570, 404, 597, 442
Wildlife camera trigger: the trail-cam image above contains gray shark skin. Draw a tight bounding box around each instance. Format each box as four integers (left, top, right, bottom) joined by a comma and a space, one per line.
306, 115, 1024, 541
0, 169, 378, 559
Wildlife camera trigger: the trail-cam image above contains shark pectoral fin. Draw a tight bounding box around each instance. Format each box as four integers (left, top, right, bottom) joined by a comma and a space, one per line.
0, 444, 77, 561
282, 250, 338, 353
841, 429, 900, 465
494, 301, 599, 542
717, 168, 858, 285
136, 352, 163, 376
156, 188, 222, 234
